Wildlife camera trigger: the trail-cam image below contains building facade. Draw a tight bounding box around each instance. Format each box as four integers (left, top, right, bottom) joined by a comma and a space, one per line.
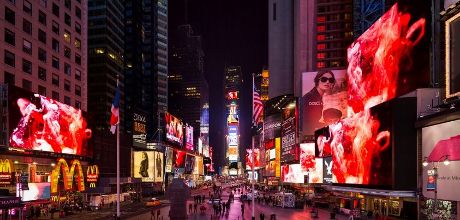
224, 66, 242, 168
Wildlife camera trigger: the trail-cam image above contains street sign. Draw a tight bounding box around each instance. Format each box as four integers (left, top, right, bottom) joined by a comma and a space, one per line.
427, 169, 436, 191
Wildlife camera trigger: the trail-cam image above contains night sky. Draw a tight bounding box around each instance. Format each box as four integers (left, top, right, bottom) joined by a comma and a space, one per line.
169, 0, 268, 169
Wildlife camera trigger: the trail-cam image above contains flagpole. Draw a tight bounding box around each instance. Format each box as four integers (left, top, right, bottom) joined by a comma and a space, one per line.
116, 76, 120, 219
251, 73, 255, 220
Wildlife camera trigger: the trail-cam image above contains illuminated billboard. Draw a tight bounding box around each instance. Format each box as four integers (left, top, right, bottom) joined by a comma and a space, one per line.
165, 112, 184, 147
227, 91, 238, 100
301, 70, 347, 137
8, 86, 92, 156
195, 156, 204, 175
154, 152, 163, 182
228, 146, 238, 161
281, 160, 323, 184
17, 182, 50, 201
133, 151, 155, 182
184, 154, 195, 174
263, 114, 281, 141
133, 111, 147, 148
281, 99, 298, 163
165, 147, 173, 173
300, 143, 316, 172
246, 149, 260, 170
173, 150, 186, 168
227, 103, 239, 124
422, 120, 460, 201
185, 124, 194, 151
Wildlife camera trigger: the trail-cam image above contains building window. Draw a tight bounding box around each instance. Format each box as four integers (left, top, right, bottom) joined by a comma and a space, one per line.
4, 28, 15, 46
7, 0, 16, 5
75, 100, 81, 109
39, 0, 47, 7
23, 19, 32, 35
38, 85, 46, 96
317, 62, 326, 69
64, 96, 71, 105
52, 3, 59, 17
52, 56, 59, 69
317, 16, 326, 23
317, 52, 326, 59
64, 13, 71, 26
317, 25, 326, 32
22, 59, 32, 74
76, 6, 81, 19
273, 3, 276, 21
330, 61, 341, 67
38, 67, 47, 81
75, 38, 81, 50
64, 47, 71, 58
52, 73, 59, 87
64, 80, 70, 91
75, 85, 81, 96
64, 63, 71, 76
52, 38, 59, 52
75, 69, 81, 81
23, 39, 32, 54
52, 21, 59, 35
344, 31, 353, 38
38, 29, 46, 44
4, 50, 15, 67
317, 34, 326, 41
75, 22, 81, 34
64, 30, 71, 43
23, 0, 32, 15
38, 10, 46, 25
5, 7, 15, 25
22, 79, 32, 91
38, 48, 46, 62
317, 44, 326, 50
4, 71, 14, 85
52, 91, 59, 101
65, 0, 71, 9
75, 54, 81, 65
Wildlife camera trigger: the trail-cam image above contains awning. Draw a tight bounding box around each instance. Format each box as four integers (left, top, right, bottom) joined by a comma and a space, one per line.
325, 186, 417, 198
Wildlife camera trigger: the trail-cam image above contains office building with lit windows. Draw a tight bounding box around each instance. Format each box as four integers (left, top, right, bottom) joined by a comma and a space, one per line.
0, 0, 88, 110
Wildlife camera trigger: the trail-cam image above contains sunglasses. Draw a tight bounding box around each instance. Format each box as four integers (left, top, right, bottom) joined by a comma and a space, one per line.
320, 77, 335, 83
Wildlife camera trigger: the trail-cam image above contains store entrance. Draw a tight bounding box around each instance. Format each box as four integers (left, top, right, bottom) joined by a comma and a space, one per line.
371, 198, 401, 217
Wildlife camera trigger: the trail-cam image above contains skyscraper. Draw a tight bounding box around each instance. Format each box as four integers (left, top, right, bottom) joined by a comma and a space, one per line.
224, 66, 243, 167
169, 25, 207, 148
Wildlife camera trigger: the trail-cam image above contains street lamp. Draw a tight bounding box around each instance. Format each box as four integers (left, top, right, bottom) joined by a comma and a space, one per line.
423, 155, 450, 217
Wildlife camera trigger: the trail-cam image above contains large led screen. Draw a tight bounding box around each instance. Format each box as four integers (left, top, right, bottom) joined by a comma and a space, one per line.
301, 70, 347, 137
300, 143, 316, 172
185, 124, 194, 151
133, 111, 147, 148
165, 147, 173, 173
17, 182, 50, 201
281, 100, 298, 163
195, 156, 204, 175
281, 161, 323, 184
133, 151, 155, 182
165, 112, 184, 147
315, 126, 331, 157
422, 119, 460, 201
263, 114, 281, 141
173, 150, 186, 168
8, 86, 92, 156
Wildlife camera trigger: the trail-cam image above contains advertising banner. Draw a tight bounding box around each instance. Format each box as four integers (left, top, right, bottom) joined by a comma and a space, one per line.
263, 114, 282, 141
173, 150, 186, 168
314, 126, 331, 157
281, 161, 323, 184
246, 149, 260, 170
195, 156, 204, 175
17, 182, 50, 201
165, 112, 184, 147
323, 157, 333, 184
426, 169, 436, 191
227, 103, 239, 124
422, 119, 460, 201
185, 124, 194, 151
8, 86, 92, 156
133, 111, 147, 148
301, 70, 347, 137
275, 138, 281, 177
300, 143, 316, 172
154, 152, 163, 182
228, 147, 238, 161
281, 99, 298, 163
133, 151, 155, 182
165, 147, 173, 173
184, 154, 196, 174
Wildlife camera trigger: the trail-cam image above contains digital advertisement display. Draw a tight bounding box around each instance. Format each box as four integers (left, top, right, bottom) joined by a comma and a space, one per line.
323, 157, 333, 184
228, 125, 238, 146
315, 126, 331, 157
173, 150, 186, 168
301, 69, 347, 137
195, 156, 204, 175
154, 152, 163, 182
184, 154, 196, 174
165, 112, 184, 147
17, 182, 50, 201
227, 91, 238, 100
264, 160, 276, 177
227, 103, 239, 124
185, 124, 194, 151
8, 86, 92, 156
133, 151, 155, 182
263, 114, 282, 141
246, 149, 260, 170
422, 119, 460, 201
281, 99, 298, 163
133, 111, 147, 148
312, 2, 430, 185
281, 160, 323, 184
228, 146, 238, 161
165, 147, 173, 173
300, 143, 316, 172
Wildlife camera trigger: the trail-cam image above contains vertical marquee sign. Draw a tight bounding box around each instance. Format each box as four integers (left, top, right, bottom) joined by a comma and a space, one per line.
86, 165, 99, 188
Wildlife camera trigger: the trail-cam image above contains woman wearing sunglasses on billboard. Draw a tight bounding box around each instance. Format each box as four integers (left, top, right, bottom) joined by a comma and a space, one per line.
301, 70, 337, 136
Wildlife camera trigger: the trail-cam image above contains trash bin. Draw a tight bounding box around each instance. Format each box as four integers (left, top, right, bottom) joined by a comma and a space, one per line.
330, 212, 336, 219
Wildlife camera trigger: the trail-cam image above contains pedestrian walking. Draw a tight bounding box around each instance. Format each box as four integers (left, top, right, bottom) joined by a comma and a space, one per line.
260, 213, 265, 220
189, 203, 193, 214
194, 203, 198, 213
241, 203, 245, 215
157, 209, 161, 220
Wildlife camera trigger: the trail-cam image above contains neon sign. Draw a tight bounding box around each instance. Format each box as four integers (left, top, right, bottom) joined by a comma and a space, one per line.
50, 158, 85, 193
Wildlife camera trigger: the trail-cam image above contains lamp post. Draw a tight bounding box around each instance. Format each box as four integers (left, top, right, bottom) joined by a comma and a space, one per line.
423, 155, 450, 218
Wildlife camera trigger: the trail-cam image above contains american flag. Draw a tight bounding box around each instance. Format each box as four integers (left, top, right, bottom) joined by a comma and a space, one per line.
253, 83, 263, 124
110, 87, 121, 134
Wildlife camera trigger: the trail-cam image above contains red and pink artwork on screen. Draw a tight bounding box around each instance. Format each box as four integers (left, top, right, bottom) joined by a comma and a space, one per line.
321, 3, 429, 185
9, 95, 92, 155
